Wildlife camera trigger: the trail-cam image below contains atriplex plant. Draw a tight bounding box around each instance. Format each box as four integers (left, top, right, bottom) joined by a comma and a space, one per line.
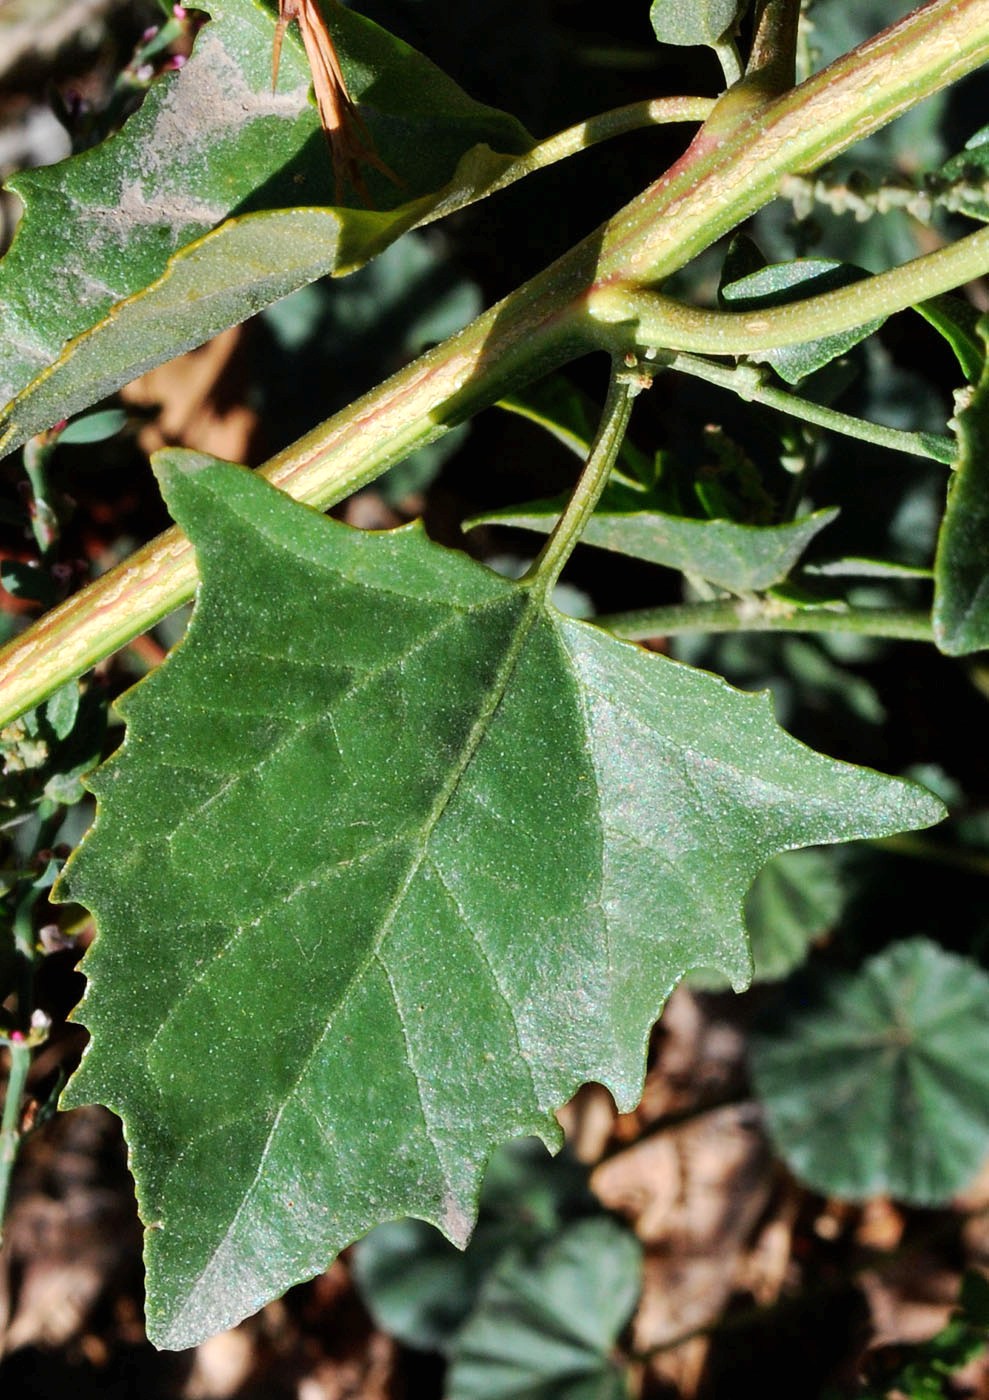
1, 0, 988, 1351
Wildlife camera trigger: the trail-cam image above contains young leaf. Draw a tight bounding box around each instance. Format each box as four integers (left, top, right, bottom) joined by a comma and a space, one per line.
0, 0, 532, 460
751, 938, 989, 1205
933, 316, 989, 654
59, 454, 942, 1349
470, 489, 838, 593
445, 1218, 642, 1400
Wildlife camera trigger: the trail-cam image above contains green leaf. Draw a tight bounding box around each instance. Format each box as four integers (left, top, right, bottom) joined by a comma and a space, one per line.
915, 295, 985, 382
933, 316, 989, 654
690, 846, 846, 991
352, 1138, 596, 1352
42, 682, 80, 743
470, 486, 838, 592
751, 938, 989, 1205
720, 258, 883, 384
59, 454, 943, 1348
57, 408, 129, 447
649, 0, 745, 48
0, 0, 532, 460
445, 1218, 642, 1400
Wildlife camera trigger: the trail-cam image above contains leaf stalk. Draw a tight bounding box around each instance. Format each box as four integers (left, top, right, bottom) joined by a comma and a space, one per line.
527, 366, 639, 595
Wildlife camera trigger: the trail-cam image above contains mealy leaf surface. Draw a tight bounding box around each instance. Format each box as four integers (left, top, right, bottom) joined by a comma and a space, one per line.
60, 453, 943, 1348
0, 0, 531, 459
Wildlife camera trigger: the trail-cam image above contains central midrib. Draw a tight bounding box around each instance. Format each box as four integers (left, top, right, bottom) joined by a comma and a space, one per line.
188, 584, 549, 1288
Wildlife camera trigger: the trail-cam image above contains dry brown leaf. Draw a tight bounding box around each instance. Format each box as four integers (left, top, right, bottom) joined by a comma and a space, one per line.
119, 326, 260, 464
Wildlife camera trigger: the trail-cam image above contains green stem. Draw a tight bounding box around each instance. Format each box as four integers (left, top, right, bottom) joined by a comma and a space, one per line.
479, 96, 716, 195
0, 1036, 31, 1244
0, 260, 597, 729
595, 0, 989, 285
665, 353, 955, 463
712, 38, 744, 88
591, 223, 989, 355
526, 366, 639, 595
596, 599, 934, 642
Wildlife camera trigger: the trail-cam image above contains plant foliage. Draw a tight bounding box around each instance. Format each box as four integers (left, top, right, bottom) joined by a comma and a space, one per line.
0, 0, 988, 1374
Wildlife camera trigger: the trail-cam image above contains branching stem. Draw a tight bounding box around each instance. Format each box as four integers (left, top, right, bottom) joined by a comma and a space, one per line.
664, 354, 955, 463
591, 224, 989, 356
0, 0, 986, 723
596, 599, 934, 643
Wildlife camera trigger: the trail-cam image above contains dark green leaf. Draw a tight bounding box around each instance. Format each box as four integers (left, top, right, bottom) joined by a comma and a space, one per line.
933, 316, 989, 654
649, 0, 745, 48
720, 258, 882, 384
43, 682, 80, 742
915, 295, 984, 383
470, 486, 838, 592
751, 938, 989, 1205
690, 847, 846, 990
0, 0, 532, 460
59, 454, 942, 1347
445, 1218, 641, 1400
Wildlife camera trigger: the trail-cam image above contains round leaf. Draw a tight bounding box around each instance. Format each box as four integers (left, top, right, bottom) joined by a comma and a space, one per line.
445, 1218, 642, 1400
751, 938, 989, 1205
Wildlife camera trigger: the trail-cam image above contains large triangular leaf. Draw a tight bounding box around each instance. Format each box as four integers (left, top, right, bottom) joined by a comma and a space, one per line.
59, 453, 942, 1349
689, 845, 847, 990
0, 0, 531, 459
